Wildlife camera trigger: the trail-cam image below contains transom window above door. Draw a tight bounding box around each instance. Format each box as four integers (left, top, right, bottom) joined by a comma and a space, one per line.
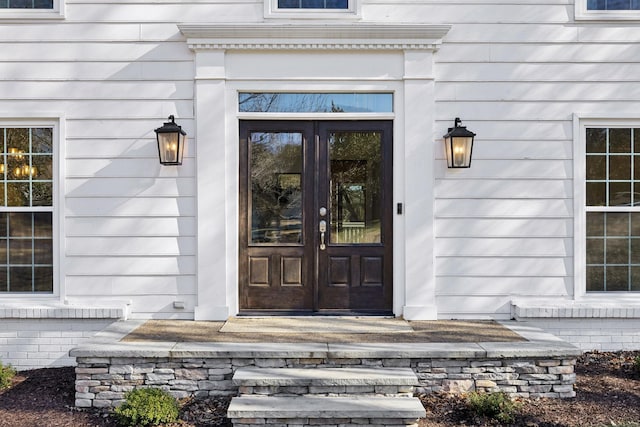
239, 93, 393, 114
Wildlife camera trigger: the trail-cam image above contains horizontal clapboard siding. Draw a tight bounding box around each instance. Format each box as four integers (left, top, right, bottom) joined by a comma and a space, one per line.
0, 0, 637, 320
426, 0, 638, 317
0, 0, 203, 317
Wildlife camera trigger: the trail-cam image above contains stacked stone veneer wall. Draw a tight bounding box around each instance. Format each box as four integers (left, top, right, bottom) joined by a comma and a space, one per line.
74, 356, 577, 408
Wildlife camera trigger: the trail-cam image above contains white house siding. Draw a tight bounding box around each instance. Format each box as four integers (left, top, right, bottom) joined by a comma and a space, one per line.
430, 3, 640, 319
0, 0, 639, 367
3, 21, 199, 318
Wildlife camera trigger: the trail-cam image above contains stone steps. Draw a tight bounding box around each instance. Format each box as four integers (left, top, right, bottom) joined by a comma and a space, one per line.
234, 367, 418, 396
228, 367, 426, 427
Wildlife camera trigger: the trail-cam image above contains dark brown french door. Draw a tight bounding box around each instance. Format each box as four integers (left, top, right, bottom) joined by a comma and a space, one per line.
239, 120, 393, 314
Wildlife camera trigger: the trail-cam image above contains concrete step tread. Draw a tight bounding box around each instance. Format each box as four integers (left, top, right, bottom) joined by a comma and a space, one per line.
233, 367, 419, 386
227, 395, 426, 419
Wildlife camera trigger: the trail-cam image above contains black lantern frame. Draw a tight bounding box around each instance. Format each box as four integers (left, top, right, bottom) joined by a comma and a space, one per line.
443, 117, 476, 168
155, 115, 187, 165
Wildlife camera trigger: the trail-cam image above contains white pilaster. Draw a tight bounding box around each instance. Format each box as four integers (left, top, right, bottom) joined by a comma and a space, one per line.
402, 49, 437, 320
193, 50, 230, 320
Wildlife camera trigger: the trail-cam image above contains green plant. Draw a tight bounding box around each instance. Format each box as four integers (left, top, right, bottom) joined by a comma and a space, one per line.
466, 391, 520, 424
0, 361, 16, 390
114, 387, 179, 426
633, 355, 640, 373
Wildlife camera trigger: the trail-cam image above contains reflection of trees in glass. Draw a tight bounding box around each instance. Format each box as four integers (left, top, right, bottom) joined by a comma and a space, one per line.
240, 93, 329, 113
586, 128, 640, 207
0, 212, 53, 293
0, 128, 53, 208
32, 128, 53, 153
250, 132, 303, 244
239, 93, 393, 113
330, 132, 382, 244
240, 93, 281, 113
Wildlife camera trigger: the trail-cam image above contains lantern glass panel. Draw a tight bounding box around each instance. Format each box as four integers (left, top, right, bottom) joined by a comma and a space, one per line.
445, 135, 473, 168
158, 132, 183, 164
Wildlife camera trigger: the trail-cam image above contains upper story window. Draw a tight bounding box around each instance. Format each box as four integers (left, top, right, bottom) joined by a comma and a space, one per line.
265, 0, 359, 19
1, 0, 52, 8
0, 0, 53, 9
0, 0, 63, 19
588, 0, 640, 9
278, 0, 347, 8
576, 0, 640, 19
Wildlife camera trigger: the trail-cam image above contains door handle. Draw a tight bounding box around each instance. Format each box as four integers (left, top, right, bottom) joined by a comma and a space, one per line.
319, 220, 327, 250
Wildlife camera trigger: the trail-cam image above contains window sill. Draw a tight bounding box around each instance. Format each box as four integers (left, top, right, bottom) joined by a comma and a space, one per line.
575, 10, 640, 21
0, 9, 64, 20
0, 302, 127, 319
512, 298, 640, 319
264, 12, 360, 20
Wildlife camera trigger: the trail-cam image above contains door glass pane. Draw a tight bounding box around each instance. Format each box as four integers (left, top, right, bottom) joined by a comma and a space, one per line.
329, 131, 382, 244
250, 132, 303, 244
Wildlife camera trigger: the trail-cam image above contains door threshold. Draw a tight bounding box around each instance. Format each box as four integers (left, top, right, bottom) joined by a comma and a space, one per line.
237, 310, 395, 317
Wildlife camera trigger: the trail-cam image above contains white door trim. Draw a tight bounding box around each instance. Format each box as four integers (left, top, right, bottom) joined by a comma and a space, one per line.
181, 23, 450, 320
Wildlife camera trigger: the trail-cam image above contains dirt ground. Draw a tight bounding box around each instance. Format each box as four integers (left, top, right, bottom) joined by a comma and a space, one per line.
1, 351, 639, 427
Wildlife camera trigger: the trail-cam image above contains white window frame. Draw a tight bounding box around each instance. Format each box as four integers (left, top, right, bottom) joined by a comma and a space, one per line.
575, 0, 640, 20
0, 116, 63, 300
574, 114, 640, 299
0, 0, 64, 20
264, 0, 360, 19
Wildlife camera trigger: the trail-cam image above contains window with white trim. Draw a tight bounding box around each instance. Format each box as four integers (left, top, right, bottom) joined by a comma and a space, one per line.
265, 0, 358, 18
0, 0, 52, 8
588, 0, 640, 9
585, 126, 640, 292
0, 0, 63, 19
278, 0, 347, 8
0, 127, 53, 293
576, 0, 640, 19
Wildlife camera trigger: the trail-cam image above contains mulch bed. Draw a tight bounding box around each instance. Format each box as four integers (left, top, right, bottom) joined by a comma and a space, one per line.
1, 352, 639, 427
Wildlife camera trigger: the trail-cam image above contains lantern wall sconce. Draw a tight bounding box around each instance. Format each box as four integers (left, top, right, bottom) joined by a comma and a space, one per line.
443, 117, 476, 168
155, 115, 187, 165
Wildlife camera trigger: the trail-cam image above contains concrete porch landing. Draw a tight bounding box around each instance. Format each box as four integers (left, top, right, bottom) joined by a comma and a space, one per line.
120, 318, 526, 343
70, 319, 581, 412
